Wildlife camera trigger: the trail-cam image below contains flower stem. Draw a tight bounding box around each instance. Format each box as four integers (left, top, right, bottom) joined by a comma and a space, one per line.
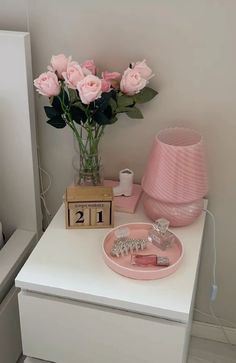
57, 94, 104, 185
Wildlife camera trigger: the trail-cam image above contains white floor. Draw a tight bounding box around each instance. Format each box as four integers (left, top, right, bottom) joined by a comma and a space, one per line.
20, 337, 236, 363
189, 337, 236, 363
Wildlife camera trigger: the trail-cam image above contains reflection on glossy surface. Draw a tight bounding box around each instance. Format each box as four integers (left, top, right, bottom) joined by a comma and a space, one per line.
143, 193, 204, 227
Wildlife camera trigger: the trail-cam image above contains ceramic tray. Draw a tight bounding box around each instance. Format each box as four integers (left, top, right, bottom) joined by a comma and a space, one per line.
102, 223, 184, 280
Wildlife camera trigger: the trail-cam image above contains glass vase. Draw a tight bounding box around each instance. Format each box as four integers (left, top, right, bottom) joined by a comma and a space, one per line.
73, 134, 103, 186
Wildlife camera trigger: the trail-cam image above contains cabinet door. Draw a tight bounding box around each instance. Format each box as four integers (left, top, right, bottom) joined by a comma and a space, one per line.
0, 287, 22, 363
19, 291, 187, 363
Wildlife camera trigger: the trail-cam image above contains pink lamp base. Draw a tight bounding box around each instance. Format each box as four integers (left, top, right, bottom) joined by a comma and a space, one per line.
143, 193, 204, 227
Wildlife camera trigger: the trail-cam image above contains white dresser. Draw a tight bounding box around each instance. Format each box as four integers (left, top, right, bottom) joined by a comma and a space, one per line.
16, 200, 207, 363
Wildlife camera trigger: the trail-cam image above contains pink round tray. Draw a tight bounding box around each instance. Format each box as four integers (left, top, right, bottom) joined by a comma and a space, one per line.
102, 223, 184, 280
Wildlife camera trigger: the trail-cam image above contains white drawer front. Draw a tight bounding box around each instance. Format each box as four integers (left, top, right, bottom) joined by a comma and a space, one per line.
0, 287, 22, 363
19, 291, 187, 363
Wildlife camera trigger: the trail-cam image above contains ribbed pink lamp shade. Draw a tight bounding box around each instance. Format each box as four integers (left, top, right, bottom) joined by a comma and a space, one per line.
142, 128, 208, 226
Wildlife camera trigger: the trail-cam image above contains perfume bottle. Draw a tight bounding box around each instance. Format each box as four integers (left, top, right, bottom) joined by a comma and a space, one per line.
148, 218, 175, 251
130, 254, 169, 267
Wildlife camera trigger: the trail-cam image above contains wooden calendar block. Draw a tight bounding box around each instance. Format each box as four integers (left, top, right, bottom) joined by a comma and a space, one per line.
90, 202, 111, 227
68, 203, 90, 227
65, 186, 114, 229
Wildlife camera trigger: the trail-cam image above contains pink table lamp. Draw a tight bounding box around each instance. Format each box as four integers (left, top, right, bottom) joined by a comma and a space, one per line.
142, 127, 208, 226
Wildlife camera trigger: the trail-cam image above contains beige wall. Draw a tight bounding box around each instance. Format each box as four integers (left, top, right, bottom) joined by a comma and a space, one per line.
1, 0, 236, 327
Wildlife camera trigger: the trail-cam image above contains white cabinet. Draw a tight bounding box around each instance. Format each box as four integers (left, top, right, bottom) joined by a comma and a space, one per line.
16, 201, 207, 363
19, 291, 186, 363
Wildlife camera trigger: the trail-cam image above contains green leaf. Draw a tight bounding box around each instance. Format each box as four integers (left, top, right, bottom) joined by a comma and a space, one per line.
116, 106, 133, 113
104, 105, 113, 119
61, 88, 69, 106
44, 106, 60, 119
126, 107, 144, 119
51, 89, 69, 114
93, 111, 110, 125
68, 88, 78, 104
51, 96, 63, 114
117, 94, 134, 108
73, 101, 86, 112
47, 116, 66, 129
109, 116, 118, 124
70, 106, 87, 124
134, 87, 158, 104
93, 106, 114, 125
109, 97, 117, 113
95, 90, 115, 112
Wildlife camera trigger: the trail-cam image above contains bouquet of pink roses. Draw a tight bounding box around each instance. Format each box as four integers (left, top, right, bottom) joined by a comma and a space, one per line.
34, 54, 157, 185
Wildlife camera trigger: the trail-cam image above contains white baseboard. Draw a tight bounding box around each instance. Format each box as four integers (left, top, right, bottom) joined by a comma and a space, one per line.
192, 320, 236, 345
23, 358, 45, 363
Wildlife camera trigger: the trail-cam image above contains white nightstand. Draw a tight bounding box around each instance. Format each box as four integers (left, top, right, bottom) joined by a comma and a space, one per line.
16, 200, 207, 363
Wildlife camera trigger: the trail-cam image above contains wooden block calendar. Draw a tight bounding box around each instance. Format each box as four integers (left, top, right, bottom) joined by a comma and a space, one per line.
65, 186, 114, 229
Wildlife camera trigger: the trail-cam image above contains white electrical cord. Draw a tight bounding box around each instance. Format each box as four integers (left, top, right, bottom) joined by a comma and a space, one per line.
39, 165, 52, 218
189, 357, 214, 363
194, 308, 236, 328
209, 303, 234, 348
201, 209, 217, 294
195, 208, 234, 347
37, 143, 52, 228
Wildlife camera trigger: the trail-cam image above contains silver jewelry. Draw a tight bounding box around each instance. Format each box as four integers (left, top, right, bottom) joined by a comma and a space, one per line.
111, 237, 147, 257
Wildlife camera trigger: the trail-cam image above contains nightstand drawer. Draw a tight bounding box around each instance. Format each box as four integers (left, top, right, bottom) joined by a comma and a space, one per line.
19, 291, 187, 363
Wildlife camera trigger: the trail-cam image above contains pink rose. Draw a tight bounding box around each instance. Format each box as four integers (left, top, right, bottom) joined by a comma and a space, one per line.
102, 71, 121, 89
77, 75, 102, 104
62, 61, 84, 89
132, 60, 154, 81
34, 71, 61, 97
81, 60, 96, 75
49, 54, 70, 78
102, 71, 121, 81
101, 79, 111, 93
120, 68, 147, 96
